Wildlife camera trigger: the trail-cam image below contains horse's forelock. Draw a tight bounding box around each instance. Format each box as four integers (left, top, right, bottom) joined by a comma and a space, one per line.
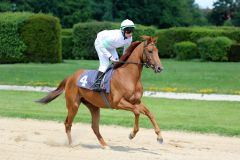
141, 35, 156, 44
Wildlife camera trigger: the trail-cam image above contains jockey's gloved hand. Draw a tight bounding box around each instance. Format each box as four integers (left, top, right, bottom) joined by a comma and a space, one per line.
109, 56, 119, 62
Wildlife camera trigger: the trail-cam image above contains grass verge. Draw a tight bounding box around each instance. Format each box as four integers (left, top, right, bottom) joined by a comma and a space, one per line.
0, 90, 239, 136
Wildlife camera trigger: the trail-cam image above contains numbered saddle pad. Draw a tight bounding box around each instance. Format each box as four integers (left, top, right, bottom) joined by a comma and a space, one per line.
77, 69, 114, 93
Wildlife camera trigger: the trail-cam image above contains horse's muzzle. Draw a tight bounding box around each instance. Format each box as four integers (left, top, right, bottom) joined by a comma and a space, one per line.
154, 66, 163, 73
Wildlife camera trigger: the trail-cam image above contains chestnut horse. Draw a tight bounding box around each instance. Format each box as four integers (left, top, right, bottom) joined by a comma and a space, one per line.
37, 36, 164, 148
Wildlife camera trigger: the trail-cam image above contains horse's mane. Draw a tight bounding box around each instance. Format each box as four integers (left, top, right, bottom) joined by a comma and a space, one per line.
114, 41, 141, 69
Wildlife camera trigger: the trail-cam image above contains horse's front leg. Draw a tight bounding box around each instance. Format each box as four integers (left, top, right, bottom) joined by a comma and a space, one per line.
129, 112, 140, 139
137, 103, 163, 143
117, 98, 140, 140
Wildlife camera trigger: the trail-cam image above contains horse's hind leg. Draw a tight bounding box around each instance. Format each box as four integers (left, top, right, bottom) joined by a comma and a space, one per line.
84, 102, 108, 149
64, 93, 81, 145
137, 103, 163, 143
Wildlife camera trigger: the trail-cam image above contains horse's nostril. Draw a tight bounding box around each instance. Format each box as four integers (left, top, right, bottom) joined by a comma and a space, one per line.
156, 67, 163, 73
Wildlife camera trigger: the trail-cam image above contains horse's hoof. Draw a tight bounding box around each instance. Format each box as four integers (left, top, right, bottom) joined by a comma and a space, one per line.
102, 145, 111, 150
129, 133, 134, 140
69, 143, 74, 148
157, 137, 163, 144
68, 140, 72, 145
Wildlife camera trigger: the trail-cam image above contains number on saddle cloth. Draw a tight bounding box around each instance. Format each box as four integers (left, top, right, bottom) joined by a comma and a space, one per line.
77, 68, 114, 93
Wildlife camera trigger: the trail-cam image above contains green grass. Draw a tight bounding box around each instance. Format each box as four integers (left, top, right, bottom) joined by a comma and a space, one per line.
0, 59, 240, 94
0, 90, 239, 136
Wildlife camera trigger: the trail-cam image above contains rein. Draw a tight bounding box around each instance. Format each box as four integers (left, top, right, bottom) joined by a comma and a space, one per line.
115, 41, 153, 67
116, 60, 145, 65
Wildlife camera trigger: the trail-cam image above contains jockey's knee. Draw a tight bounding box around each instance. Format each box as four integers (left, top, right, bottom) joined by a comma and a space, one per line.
99, 65, 108, 73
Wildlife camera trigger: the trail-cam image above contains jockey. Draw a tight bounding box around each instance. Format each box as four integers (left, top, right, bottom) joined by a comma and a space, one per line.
93, 19, 135, 91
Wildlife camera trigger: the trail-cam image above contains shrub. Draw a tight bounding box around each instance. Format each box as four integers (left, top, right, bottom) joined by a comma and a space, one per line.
156, 27, 240, 58
0, 12, 61, 63
20, 14, 62, 63
0, 2, 11, 12
173, 41, 198, 60
229, 44, 240, 62
0, 12, 31, 63
72, 21, 112, 60
197, 36, 234, 61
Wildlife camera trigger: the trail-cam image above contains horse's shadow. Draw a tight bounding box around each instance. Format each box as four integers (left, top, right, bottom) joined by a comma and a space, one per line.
81, 144, 161, 155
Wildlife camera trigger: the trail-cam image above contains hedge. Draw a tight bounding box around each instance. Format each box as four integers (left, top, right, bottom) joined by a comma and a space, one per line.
197, 36, 234, 62
20, 14, 62, 63
72, 21, 156, 60
173, 41, 198, 60
72, 22, 112, 60
156, 27, 240, 58
0, 12, 61, 63
62, 28, 74, 59
71, 24, 240, 61
0, 12, 31, 63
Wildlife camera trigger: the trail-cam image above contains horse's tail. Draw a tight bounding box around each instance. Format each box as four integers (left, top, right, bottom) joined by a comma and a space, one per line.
36, 77, 68, 104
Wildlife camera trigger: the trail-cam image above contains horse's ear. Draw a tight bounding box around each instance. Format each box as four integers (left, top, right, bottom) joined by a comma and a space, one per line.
153, 36, 158, 44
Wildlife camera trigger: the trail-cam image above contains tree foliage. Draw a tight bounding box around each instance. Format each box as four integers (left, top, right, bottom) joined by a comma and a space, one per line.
0, 0, 12, 12
91, 0, 207, 28
2, 0, 93, 28
1, 0, 208, 28
208, 0, 240, 26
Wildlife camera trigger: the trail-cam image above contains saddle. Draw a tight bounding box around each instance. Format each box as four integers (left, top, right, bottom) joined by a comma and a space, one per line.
77, 68, 114, 93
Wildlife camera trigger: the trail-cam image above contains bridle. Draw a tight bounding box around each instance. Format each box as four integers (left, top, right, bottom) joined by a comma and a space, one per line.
116, 41, 156, 68
143, 41, 156, 69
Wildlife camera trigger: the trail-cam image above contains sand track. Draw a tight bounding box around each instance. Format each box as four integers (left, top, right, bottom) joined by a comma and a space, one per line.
1, 118, 240, 160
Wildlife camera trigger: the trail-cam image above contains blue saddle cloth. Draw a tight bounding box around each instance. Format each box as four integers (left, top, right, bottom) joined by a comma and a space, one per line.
77, 68, 114, 93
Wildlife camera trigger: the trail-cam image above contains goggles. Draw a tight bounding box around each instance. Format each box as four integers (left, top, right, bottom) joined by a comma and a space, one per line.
124, 27, 134, 34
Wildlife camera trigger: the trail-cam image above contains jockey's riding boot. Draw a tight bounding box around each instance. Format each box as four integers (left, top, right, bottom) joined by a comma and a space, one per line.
93, 71, 104, 92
